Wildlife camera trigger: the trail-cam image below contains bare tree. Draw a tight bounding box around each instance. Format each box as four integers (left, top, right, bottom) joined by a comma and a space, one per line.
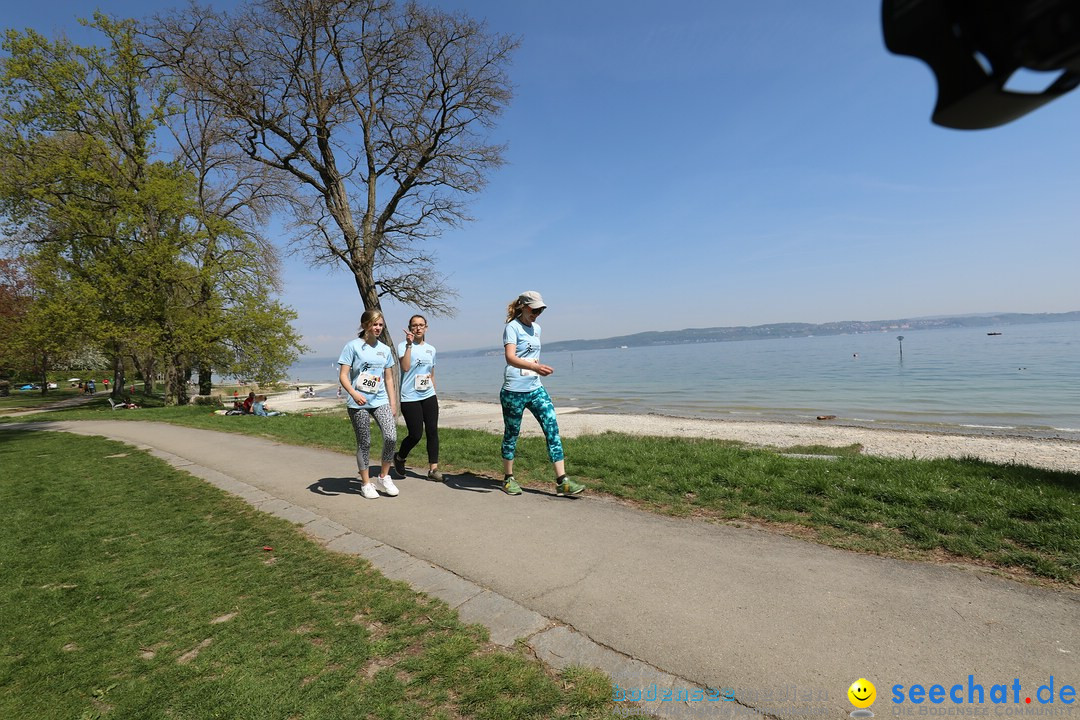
144, 0, 518, 328
166, 94, 293, 394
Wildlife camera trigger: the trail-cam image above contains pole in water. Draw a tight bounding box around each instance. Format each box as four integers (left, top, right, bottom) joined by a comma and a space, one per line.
896, 335, 905, 360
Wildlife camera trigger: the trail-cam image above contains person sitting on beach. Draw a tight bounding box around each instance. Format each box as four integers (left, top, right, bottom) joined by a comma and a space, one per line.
252, 394, 280, 416
241, 391, 256, 414
499, 291, 584, 497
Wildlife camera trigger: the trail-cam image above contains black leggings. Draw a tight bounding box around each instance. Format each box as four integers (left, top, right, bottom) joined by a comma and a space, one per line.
398, 395, 440, 463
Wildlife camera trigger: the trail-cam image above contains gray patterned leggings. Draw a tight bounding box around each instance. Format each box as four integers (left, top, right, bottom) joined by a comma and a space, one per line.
347, 404, 397, 473
500, 386, 564, 462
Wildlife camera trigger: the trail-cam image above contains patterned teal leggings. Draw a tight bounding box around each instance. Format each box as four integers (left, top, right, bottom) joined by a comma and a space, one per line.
500, 387, 564, 462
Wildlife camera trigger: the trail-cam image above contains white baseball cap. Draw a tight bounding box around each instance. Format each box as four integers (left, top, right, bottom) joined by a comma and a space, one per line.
518, 291, 547, 310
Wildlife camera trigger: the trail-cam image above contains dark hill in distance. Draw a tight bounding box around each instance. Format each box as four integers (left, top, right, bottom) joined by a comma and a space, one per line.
442, 310, 1080, 357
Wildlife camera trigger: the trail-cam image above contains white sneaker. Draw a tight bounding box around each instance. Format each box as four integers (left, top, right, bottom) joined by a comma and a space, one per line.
360, 483, 379, 499
373, 475, 399, 497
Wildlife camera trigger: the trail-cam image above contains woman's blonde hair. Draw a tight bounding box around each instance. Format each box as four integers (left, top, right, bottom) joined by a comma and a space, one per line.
358, 309, 386, 337
505, 298, 528, 323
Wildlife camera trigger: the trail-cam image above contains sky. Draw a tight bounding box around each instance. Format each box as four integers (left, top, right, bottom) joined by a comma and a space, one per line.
7, 1, 1080, 354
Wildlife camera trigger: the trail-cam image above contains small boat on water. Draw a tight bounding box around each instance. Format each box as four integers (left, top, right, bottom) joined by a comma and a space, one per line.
987, 332, 1002, 336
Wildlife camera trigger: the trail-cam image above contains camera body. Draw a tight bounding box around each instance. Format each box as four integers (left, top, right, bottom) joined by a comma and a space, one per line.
882, 0, 1080, 128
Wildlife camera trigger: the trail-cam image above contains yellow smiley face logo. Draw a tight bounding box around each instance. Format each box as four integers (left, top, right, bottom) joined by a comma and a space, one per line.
848, 678, 876, 709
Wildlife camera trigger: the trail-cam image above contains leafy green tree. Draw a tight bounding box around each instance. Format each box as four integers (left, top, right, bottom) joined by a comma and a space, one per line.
22, 251, 100, 393
0, 255, 32, 378
0, 250, 98, 393
1, 17, 175, 397
0, 16, 306, 404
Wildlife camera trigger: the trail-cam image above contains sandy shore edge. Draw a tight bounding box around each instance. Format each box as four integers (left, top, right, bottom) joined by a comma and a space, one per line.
268, 388, 1080, 473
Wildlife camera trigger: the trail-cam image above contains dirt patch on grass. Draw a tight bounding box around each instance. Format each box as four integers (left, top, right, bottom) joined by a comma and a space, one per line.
177, 638, 213, 664
361, 657, 395, 679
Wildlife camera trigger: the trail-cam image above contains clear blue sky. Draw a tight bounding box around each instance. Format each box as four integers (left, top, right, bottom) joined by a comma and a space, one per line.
8, 1, 1080, 354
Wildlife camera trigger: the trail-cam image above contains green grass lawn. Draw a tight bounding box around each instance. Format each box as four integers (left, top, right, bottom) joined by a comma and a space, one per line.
0, 380, 155, 411
0, 430, 618, 720
3, 400, 1079, 583
0, 386, 88, 409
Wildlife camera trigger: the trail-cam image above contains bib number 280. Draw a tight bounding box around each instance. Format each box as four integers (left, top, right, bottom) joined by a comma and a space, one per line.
358, 372, 381, 393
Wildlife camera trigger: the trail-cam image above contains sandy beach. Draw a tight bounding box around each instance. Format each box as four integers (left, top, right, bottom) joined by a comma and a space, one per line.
269, 386, 1080, 473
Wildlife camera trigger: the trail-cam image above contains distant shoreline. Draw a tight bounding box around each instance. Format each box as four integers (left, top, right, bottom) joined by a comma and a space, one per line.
439, 310, 1080, 357
268, 389, 1080, 473
435, 399, 1080, 473
560, 405, 1080, 442
287, 318, 1080, 448
428, 389, 1080, 444
279, 369, 1080, 444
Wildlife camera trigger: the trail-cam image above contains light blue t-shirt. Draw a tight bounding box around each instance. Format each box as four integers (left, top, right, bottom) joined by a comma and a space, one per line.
398, 340, 436, 403
503, 319, 542, 393
338, 338, 395, 409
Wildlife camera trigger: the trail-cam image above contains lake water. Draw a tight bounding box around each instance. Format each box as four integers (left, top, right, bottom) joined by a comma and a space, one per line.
291, 321, 1080, 439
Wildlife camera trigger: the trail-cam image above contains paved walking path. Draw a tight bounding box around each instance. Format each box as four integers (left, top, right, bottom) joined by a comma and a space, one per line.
0, 393, 99, 417
16, 420, 1080, 719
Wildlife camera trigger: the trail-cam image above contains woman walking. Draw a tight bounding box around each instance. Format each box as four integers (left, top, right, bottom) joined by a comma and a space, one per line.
500, 291, 585, 496
338, 309, 399, 499
393, 314, 443, 481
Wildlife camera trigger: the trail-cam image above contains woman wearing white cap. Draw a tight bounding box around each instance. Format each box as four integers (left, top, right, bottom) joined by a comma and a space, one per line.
499, 291, 585, 496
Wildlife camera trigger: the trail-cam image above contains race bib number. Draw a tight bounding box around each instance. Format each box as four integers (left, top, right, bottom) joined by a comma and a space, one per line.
357, 372, 381, 393
414, 374, 432, 391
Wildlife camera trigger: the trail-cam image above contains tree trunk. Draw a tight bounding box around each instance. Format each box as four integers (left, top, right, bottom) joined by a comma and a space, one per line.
130, 355, 144, 395
131, 354, 156, 398
38, 353, 49, 396
198, 363, 212, 396
111, 349, 126, 400
353, 268, 402, 395
163, 353, 189, 405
